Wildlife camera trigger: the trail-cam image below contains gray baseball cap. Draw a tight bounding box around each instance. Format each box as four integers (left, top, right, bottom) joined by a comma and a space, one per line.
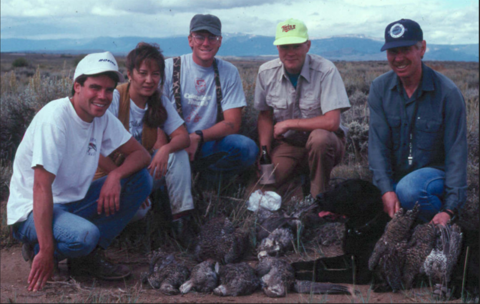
190, 14, 221, 36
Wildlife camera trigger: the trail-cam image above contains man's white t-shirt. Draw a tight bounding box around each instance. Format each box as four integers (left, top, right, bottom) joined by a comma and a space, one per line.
7, 97, 132, 225
163, 54, 246, 133
108, 90, 184, 142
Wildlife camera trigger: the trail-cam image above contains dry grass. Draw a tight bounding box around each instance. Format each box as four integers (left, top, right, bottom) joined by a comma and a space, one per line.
1, 55, 478, 258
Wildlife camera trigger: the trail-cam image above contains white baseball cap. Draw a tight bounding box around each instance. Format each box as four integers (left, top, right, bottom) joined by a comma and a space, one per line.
73, 51, 124, 82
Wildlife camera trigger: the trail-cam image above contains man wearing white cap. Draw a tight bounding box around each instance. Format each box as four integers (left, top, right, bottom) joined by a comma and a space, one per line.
254, 18, 351, 198
7, 51, 152, 291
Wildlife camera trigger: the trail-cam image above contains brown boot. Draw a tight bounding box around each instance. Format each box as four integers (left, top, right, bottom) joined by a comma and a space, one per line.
68, 247, 131, 280
21, 243, 69, 282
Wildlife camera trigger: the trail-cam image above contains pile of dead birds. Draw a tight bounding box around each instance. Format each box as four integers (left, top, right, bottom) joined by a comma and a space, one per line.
368, 203, 465, 300
141, 213, 356, 298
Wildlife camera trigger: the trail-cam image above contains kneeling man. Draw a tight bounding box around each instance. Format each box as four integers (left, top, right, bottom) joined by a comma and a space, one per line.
255, 18, 351, 198
7, 52, 152, 291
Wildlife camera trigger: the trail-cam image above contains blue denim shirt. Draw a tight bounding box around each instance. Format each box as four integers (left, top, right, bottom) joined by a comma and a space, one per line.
368, 63, 467, 212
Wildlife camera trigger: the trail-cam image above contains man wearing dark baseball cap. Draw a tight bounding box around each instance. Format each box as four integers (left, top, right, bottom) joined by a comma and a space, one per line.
368, 19, 467, 227
7, 52, 152, 290
162, 14, 258, 188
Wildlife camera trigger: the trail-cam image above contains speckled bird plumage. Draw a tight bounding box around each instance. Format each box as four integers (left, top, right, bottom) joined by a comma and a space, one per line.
368, 203, 420, 291
256, 255, 295, 297
179, 259, 219, 294
402, 223, 437, 289
195, 215, 249, 264
424, 223, 463, 299
141, 250, 190, 295
257, 227, 294, 258
213, 262, 260, 296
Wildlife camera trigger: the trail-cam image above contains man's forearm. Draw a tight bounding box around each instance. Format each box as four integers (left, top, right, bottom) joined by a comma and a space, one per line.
33, 171, 55, 256
201, 108, 242, 142
285, 110, 341, 133
98, 154, 118, 174
111, 149, 150, 179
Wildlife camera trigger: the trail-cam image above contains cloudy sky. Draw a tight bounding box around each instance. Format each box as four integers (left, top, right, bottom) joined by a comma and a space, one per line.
1, 0, 478, 45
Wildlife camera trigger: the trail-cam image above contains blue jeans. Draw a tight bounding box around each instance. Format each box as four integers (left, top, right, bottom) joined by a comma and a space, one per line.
12, 169, 152, 261
394, 167, 445, 222
193, 134, 258, 180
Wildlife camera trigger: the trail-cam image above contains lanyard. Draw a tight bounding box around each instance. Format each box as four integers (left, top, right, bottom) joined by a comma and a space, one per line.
407, 100, 420, 166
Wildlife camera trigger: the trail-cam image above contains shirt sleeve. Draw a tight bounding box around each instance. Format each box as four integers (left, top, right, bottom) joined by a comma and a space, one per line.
220, 65, 247, 111
161, 94, 185, 136
319, 66, 351, 114
31, 118, 66, 176
100, 111, 132, 156
368, 82, 394, 195
254, 70, 270, 111
442, 87, 468, 212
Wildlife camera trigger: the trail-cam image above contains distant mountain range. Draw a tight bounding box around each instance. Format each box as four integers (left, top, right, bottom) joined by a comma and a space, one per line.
1, 34, 478, 62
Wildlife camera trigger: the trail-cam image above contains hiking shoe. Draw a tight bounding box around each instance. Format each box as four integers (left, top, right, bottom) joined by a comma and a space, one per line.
68, 248, 131, 280
22, 243, 69, 282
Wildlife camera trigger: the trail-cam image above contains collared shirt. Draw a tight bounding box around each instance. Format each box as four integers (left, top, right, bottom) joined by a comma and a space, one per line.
254, 54, 351, 139
368, 63, 467, 212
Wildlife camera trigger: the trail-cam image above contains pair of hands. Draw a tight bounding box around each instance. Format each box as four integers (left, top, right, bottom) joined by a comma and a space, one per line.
97, 144, 170, 216
382, 191, 451, 226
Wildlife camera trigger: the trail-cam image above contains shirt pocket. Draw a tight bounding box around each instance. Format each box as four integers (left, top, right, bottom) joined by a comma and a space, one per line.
416, 119, 443, 151
266, 93, 287, 121
299, 98, 322, 119
386, 115, 401, 151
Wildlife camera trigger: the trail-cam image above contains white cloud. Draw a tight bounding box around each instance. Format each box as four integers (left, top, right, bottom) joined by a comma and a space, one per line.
0, 0, 478, 44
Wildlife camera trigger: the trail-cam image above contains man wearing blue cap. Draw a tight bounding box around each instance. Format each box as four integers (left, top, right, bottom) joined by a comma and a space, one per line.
7, 52, 152, 291
162, 14, 258, 188
368, 19, 467, 226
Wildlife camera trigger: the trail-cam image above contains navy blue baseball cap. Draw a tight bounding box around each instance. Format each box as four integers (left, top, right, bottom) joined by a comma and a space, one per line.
381, 19, 423, 51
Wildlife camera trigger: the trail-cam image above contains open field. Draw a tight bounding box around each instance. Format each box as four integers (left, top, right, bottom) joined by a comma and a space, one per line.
1, 53, 478, 303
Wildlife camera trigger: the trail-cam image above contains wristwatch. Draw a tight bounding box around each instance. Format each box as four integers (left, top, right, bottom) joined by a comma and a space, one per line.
442, 208, 456, 222
194, 130, 204, 144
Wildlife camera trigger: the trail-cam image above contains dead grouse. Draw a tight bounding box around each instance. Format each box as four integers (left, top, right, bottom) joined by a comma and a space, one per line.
402, 223, 436, 289
368, 203, 420, 292
141, 250, 190, 295
195, 215, 249, 264
213, 262, 260, 296
179, 259, 219, 294
257, 227, 294, 258
424, 223, 463, 300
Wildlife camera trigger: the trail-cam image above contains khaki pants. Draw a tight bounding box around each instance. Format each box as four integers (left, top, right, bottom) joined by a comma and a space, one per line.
271, 129, 345, 198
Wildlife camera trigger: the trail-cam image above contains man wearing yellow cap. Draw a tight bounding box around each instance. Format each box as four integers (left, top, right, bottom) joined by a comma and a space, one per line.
254, 18, 351, 198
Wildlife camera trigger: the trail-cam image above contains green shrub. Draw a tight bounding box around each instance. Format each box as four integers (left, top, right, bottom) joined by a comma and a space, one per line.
11, 57, 29, 68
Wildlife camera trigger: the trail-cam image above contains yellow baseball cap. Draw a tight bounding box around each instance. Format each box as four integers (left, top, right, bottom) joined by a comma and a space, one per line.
273, 18, 309, 46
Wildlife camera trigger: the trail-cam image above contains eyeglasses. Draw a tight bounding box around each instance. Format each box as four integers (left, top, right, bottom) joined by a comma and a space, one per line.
192, 34, 220, 43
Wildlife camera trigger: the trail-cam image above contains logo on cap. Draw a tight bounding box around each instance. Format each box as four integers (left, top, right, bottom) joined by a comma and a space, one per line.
390, 23, 405, 39
99, 59, 117, 66
282, 24, 296, 33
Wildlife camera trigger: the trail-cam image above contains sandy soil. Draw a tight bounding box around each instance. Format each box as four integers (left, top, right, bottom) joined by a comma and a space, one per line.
1, 243, 463, 303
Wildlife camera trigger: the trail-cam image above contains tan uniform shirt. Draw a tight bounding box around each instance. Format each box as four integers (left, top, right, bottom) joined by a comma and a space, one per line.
254, 54, 351, 138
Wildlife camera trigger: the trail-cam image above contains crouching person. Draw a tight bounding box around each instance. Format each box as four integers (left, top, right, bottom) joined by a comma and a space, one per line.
7, 52, 152, 291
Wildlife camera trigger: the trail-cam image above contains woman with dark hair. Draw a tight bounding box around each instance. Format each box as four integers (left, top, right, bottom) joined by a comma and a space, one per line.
95, 42, 194, 228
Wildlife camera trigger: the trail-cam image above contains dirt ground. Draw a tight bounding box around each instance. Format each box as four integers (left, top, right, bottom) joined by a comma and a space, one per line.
1, 243, 464, 304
